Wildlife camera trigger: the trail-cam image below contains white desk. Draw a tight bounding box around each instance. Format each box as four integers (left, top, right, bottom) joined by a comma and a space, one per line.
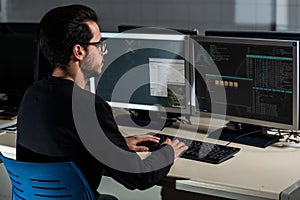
1, 119, 300, 200
0, 132, 16, 159
120, 120, 300, 200
166, 127, 300, 200
0, 119, 16, 159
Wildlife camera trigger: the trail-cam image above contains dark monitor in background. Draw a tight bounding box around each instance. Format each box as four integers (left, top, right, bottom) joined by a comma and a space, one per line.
0, 22, 39, 35
0, 23, 54, 82
118, 24, 199, 35
205, 30, 300, 40
95, 32, 191, 129
191, 36, 299, 147
0, 23, 40, 110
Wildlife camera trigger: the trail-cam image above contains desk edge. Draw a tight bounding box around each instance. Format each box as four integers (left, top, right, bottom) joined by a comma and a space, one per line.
176, 179, 278, 200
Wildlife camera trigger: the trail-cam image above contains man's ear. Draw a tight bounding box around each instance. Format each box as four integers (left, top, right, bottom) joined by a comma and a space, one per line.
73, 44, 86, 61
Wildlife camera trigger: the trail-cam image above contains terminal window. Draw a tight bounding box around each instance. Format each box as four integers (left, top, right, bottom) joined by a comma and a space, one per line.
195, 40, 294, 125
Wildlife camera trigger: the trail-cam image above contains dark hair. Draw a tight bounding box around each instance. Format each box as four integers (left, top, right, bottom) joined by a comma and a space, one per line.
39, 4, 98, 69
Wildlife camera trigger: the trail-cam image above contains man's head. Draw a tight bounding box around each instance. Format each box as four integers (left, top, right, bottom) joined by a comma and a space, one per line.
39, 4, 105, 77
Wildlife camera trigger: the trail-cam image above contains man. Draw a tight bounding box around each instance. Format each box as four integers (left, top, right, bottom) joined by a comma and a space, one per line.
16, 4, 188, 200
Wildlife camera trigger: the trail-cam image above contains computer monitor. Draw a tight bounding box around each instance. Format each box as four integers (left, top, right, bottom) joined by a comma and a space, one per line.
205, 30, 300, 40
191, 36, 299, 147
0, 24, 39, 109
0, 23, 53, 82
95, 32, 191, 127
0, 22, 39, 35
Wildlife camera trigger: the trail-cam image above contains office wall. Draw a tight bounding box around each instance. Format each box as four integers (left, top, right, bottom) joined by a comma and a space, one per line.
1, 1, 300, 35
1, 0, 283, 34
277, 0, 300, 31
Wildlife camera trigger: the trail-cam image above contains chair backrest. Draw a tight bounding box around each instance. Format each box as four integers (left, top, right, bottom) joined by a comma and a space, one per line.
0, 153, 95, 200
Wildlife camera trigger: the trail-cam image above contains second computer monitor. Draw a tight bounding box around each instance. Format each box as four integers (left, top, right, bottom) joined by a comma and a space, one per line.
191, 36, 299, 131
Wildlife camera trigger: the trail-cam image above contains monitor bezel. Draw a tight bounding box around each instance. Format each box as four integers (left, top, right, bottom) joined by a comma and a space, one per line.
205, 30, 300, 40
92, 32, 192, 115
190, 36, 299, 130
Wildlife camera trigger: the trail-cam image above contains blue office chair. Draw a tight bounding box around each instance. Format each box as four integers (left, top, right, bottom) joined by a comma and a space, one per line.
0, 152, 95, 200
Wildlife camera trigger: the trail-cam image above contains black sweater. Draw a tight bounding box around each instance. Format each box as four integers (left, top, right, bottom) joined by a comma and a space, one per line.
16, 76, 174, 198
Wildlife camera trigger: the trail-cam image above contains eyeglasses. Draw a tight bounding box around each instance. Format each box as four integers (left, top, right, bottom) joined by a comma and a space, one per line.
80, 41, 107, 53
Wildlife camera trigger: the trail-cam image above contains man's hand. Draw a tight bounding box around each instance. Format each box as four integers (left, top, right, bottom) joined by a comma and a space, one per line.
125, 134, 160, 152
163, 138, 188, 159
125, 134, 189, 160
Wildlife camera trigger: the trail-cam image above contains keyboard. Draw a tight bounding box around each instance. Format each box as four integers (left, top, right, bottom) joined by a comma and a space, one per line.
144, 133, 240, 164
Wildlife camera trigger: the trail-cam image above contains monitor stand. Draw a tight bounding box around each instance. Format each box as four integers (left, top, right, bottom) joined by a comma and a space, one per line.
114, 109, 176, 130
207, 122, 282, 148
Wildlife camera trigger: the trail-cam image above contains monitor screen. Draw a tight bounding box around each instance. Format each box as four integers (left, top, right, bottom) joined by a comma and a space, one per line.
191, 36, 299, 131
0, 33, 38, 108
0, 23, 53, 83
96, 32, 191, 116
0, 22, 39, 35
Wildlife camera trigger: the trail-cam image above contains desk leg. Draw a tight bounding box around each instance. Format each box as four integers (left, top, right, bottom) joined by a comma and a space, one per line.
160, 177, 231, 200
161, 186, 232, 200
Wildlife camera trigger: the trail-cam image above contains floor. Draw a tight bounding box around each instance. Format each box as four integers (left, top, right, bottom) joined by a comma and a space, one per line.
0, 163, 11, 200
98, 176, 162, 200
